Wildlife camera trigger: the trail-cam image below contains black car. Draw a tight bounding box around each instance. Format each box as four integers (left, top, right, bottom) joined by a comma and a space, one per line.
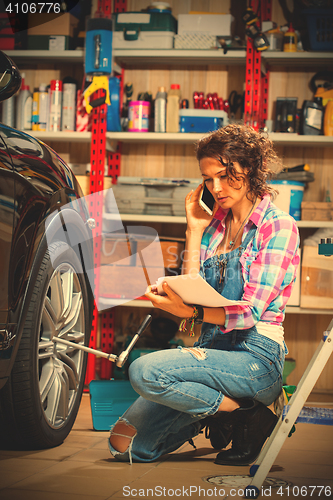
0, 51, 94, 449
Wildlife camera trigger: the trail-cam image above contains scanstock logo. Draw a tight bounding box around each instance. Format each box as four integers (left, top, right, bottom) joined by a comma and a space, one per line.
45, 188, 166, 311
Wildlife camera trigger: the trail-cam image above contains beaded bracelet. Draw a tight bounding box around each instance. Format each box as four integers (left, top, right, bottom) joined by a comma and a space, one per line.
178, 306, 199, 337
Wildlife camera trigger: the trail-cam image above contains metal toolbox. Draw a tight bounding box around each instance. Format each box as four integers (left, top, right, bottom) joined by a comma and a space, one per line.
112, 11, 177, 49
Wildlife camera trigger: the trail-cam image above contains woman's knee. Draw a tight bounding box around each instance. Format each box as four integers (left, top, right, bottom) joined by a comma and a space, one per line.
109, 419, 137, 453
128, 353, 160, 391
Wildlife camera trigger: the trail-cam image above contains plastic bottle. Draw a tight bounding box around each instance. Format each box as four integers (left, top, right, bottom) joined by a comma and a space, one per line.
1, 95, 15, 127
16, 74, 32, 130
38, 84, 48, 131
49, 79, 63, 132
62, 82, 76, 131
32, 88, 39, 131
154, 86, 167, 132
166, 84, 181, 133
283, 23, 297, 53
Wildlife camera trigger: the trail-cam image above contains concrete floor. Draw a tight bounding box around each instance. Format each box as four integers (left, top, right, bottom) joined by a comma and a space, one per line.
0, 393, 332, 500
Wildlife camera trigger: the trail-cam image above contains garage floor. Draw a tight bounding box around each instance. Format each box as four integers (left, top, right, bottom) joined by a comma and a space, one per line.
0, 393, 332, 500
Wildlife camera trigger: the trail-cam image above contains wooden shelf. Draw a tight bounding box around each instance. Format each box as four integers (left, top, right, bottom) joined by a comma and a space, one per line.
98, 298, 332, 314
103, 213, 333, 227
5, 49, 333, 68
286, 307, 333, 315
28, 130, 333, 147
5, 49, 84, 63
113, 49, 333, 67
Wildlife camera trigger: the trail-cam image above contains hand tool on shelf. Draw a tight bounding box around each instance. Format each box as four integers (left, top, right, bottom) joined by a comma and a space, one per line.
53, 314, 152, 369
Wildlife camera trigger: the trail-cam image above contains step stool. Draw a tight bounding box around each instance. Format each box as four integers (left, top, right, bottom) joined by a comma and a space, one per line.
242, 317, 333, 499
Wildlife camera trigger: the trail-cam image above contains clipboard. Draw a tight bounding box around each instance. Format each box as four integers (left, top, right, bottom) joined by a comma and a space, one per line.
155, 273, 250, 308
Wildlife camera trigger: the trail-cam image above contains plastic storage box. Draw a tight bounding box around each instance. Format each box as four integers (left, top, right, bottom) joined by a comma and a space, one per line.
112, 11, 177, 49
89, 380, 138, 430
179, 109, 228, 133
177, 14, 233, 36
304, 9, 333, 51
105, 177, 202, 216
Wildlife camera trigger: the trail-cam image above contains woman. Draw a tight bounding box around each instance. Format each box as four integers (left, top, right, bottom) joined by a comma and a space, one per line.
108, 124, 300, 465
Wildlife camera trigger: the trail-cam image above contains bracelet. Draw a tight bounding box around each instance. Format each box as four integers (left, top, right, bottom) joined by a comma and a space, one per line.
178, 306, 199, 337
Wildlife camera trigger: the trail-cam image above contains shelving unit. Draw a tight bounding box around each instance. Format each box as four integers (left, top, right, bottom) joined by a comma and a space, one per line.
4, 9, 333, 391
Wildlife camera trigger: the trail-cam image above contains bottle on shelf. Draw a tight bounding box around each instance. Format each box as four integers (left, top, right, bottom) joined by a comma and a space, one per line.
32, 88, 39, 131
154, 86, 167, 132
283, 23, 297, 53
1, 95, 15, 128
49, 80, 63, 132
166, 83, 181, 133
62, 82, 77, 131
16, 73, 32, 131
38, 84, 49, 131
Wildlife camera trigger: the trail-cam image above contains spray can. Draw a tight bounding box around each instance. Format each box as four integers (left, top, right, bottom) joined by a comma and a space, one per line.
154, 86, 167, 132
1, 95, 15, 127
38, 84, 49, 131
32, 88, 39, 131
61, 82, 76, 131
16, 74, 32, 130
283, 24, 297, 52
49, 80, 63, 132
166, 84, 181, 133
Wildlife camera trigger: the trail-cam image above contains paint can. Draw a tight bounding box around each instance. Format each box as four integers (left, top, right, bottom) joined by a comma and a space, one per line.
128, 100, 150, 132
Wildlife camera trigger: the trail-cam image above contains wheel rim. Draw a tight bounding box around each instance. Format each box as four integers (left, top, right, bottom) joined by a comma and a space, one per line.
38, 263, 85, 429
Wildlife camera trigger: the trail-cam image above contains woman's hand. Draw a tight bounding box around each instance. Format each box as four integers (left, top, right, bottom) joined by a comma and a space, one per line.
145, 282, 193, 318
185, 184, 215, 233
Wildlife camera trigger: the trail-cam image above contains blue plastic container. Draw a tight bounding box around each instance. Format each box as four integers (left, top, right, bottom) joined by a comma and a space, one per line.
107, 77, 121, 132
304, 9, 333, 51
89, 380, 138, 430
270, 180, 305, 220
179, 109, 228, 133
85, 18, 113, 75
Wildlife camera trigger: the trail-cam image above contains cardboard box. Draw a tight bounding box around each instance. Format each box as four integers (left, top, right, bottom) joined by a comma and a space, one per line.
99, 264, 162, 299
300, 245, 333, 309
301, 202, 333, 221
137, 240, 184, 269
28, 13, 79, 37
101, 236, 184, 269
27, 35, 74, 50
287, 249, 301, 306
76, 175, 112, 197
177, 14, 233, 36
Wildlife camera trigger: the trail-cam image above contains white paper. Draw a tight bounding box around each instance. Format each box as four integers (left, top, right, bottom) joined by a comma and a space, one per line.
155, 273, 250, 308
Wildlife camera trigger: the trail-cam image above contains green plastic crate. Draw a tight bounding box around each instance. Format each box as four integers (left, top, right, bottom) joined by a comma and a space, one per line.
89, 380, 138, 431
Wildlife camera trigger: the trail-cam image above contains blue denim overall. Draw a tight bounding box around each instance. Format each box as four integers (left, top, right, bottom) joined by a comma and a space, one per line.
109, 224, 285, 463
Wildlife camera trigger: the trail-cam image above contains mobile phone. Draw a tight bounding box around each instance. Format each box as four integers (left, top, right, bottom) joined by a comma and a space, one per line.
199, 183, 215, 216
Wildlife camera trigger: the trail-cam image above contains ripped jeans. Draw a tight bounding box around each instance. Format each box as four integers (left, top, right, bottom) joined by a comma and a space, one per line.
108, 329, 284, 463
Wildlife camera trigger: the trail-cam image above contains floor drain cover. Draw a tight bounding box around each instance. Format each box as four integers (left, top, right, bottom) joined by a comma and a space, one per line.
203, 475, 292, 489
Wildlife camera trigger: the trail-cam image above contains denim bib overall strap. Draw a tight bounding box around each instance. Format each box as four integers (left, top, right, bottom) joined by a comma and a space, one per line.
197, 223, 257, 346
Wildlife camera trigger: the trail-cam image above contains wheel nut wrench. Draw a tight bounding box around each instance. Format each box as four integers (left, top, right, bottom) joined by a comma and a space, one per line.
52, 314, 152, 368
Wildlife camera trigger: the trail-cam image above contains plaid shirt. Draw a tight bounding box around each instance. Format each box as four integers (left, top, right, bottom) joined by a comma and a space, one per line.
200, 194, 300, 332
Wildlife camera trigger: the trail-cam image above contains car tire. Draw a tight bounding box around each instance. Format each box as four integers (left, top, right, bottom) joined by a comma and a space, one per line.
0, 240, 91, 449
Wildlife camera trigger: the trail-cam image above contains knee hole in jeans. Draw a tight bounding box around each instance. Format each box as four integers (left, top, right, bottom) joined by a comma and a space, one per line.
109, 419, 137, 453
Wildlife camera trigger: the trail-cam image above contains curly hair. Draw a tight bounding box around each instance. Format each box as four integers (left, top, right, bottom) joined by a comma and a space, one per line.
195, 124, 282, 199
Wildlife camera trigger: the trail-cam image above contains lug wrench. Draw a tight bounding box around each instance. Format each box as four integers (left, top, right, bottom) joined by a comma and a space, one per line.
52, 314, 152, 368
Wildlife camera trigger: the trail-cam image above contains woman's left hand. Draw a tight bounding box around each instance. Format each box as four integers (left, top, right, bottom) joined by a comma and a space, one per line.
145, 282, 193, 318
